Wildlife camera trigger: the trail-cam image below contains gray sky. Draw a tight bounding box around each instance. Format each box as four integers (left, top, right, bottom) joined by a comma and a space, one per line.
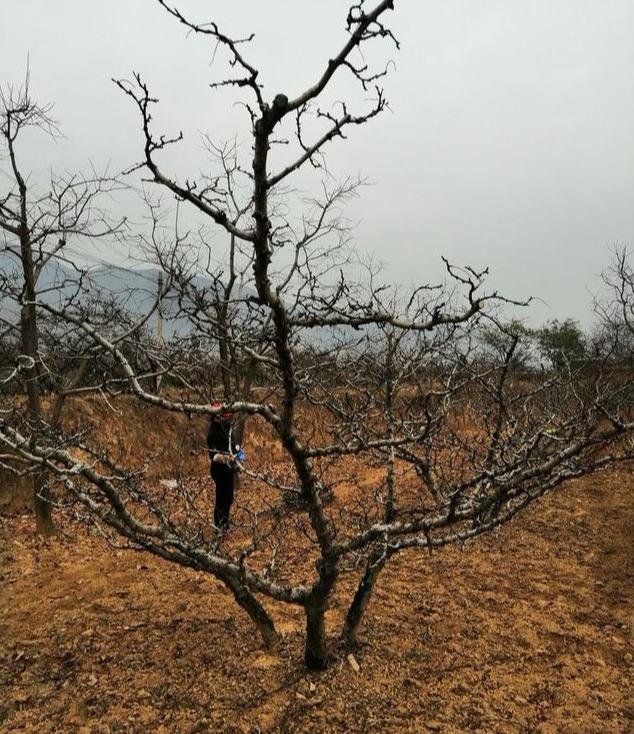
2, 0, 633, 326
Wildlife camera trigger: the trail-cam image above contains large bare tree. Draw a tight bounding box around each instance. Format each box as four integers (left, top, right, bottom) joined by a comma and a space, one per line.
1, 1, 633, 670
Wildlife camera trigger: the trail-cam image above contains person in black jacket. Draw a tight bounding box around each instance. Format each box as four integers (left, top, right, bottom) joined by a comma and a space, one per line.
207, 404, 238, 530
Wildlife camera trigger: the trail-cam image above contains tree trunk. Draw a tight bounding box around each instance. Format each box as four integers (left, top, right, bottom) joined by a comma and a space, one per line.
20, 270, 55, 536
304, 600, 329, 670
33, 467, 54, 535
341, 548, 390, 649
225, 576, 277, 649
341, 339, 398, 648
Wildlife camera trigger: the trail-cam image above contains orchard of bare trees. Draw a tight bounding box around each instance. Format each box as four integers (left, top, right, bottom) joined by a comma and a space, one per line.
1, 0, 633, 675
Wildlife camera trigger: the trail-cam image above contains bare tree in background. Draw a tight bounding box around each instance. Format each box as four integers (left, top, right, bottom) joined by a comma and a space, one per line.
0, 68, 125, 533
1, 1, 633, 669
593, 246, 634, 365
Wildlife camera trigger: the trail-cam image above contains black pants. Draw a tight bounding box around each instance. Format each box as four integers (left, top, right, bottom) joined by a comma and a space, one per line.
211, 462, 235, 529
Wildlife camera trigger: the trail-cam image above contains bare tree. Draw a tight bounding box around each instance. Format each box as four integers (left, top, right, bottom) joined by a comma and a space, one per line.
1, 1, 633, 670
0, 67, 125, 533
593, 246, 634, 364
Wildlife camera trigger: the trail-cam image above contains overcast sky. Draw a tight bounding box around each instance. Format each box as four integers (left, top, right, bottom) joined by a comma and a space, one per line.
1, 0, 633, 326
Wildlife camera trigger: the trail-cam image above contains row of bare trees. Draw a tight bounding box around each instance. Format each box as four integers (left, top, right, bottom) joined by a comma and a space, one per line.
1, 0, 633, 669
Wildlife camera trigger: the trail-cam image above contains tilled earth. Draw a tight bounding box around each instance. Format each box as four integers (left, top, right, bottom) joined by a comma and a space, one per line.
1, 466, 632, 733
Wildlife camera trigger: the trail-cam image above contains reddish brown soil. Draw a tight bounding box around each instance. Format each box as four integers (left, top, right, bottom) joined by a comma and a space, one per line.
1, 457, 632, 733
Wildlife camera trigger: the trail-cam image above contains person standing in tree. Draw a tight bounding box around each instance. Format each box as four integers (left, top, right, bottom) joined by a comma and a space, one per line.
207, 403, 243, 530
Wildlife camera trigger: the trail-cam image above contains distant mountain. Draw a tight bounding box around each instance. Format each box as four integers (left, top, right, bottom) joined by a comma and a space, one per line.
0, 250, 258, 339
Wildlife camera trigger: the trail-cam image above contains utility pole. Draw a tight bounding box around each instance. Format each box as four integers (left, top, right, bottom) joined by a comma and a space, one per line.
155, 270, 165, 392
157, 271, 164, 345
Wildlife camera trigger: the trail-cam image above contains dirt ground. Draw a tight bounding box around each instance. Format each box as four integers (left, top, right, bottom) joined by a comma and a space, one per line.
1, 458, 631, 734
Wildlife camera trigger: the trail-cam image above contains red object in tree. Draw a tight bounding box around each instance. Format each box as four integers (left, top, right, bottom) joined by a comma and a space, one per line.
211, 401, 233, 420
